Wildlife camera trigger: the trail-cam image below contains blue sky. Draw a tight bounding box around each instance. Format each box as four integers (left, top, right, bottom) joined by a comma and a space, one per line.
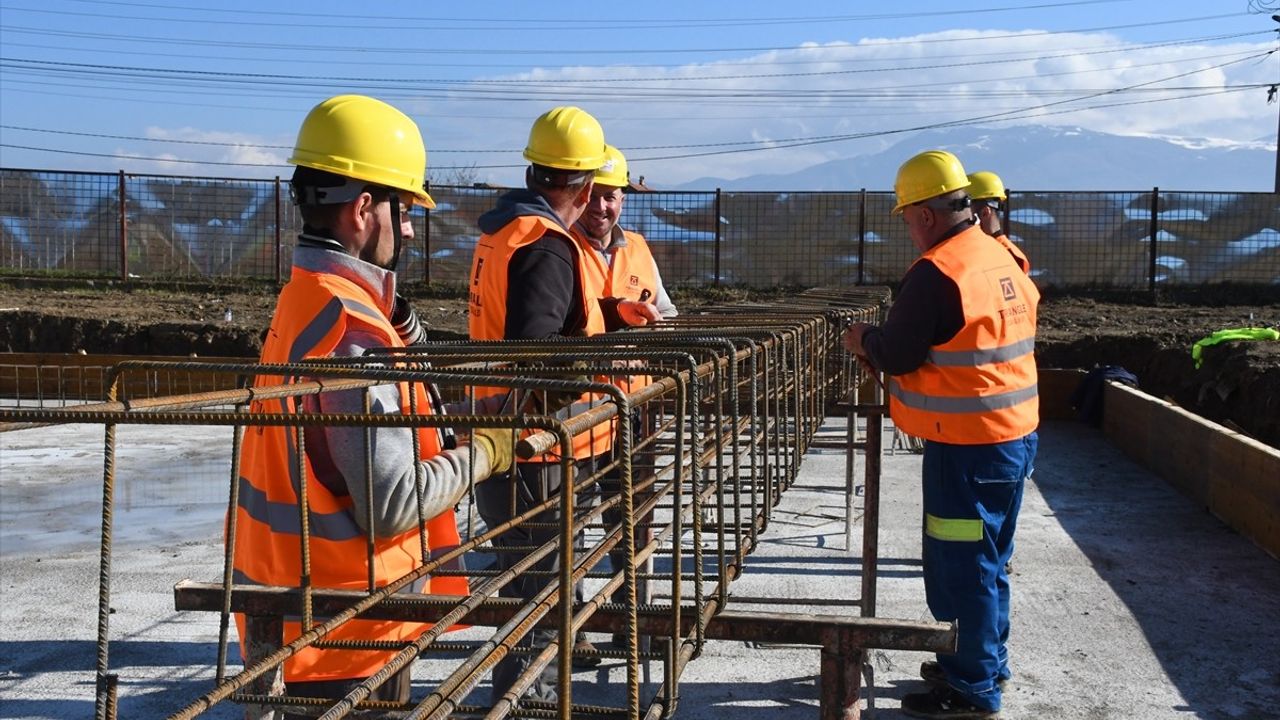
1, 0, 1276, 187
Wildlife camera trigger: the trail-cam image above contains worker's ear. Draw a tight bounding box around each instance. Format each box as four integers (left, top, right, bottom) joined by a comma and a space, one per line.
348, 192, 376, 232
575, 178, 595, 206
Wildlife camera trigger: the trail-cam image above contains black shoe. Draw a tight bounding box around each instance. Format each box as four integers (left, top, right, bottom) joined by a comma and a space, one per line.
571, 636, 602, 668
902, 685, 999, 719
920, 661, 1007, 689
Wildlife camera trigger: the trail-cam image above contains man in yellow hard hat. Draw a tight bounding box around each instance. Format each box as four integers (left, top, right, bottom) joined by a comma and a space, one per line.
573, 144, 677, 320
967, 170, 1030, 273
467, 106, 659, 702
844, 149, 1039, 719
232, 94, 513, 712
567, 143, 673, 664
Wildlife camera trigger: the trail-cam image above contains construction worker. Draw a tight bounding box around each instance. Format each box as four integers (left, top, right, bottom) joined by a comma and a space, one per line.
568, 143, 675, 664
573, 144, 678, 320
232, 94, 513, 712
967, 170, 1030, 273
467, 106, 659, 702
844, 150, 1039, 719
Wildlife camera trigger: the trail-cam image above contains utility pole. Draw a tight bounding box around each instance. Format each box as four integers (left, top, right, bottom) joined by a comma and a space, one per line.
1273, 16, 1280, 193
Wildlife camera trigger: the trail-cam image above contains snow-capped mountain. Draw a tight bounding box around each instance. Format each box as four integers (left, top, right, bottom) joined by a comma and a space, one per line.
671, 125, 1277, 192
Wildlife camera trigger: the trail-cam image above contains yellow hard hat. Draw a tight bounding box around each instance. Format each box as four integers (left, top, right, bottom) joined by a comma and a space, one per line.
289, 94, 435, 209
966, 171, 1007, 202
892, 150, 970, 214
523, 106, 608, 171
594, 144, 629, 188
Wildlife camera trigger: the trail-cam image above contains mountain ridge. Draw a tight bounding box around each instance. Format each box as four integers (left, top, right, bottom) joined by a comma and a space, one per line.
666, 125, 1278, 192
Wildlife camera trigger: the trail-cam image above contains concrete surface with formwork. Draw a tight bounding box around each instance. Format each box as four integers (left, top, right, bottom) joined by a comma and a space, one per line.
3, 371, 1279, 718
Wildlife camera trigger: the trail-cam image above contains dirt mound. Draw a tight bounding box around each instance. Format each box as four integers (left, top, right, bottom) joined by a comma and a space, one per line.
2, 282, 1277, 448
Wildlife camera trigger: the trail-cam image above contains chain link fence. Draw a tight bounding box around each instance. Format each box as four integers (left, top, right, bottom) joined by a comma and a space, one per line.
3, 168, 1278, 289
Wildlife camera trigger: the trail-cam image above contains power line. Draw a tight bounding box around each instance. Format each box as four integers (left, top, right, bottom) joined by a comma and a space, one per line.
0, 29, 1265, 71
630, 86, 1260, 163
2, 43, 1270, 101
7, 0, 1144, 31
1, 85, 1259, 172
0, 12, 1253, 58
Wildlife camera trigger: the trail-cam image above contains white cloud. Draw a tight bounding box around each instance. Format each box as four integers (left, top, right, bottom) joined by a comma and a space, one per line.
130, 127, 287, 177
440, 29, 1276, 186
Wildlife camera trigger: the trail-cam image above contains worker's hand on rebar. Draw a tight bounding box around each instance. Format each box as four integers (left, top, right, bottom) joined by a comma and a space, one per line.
617, 300, 661, 327
472, 427, 514, 477
843, 322, 872, 357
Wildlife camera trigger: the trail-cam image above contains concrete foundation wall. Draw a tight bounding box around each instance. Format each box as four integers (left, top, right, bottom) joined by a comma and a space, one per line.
1102, 380, 1280, 560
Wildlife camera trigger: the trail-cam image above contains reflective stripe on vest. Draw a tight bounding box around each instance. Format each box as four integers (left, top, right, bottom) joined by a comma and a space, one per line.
889, 223, 1040, 445
470, 214, 612, 460
925, 513, 984, 542
233, 265, 465, 683
927, 337, 1035, 367
889, 382, 1039, 414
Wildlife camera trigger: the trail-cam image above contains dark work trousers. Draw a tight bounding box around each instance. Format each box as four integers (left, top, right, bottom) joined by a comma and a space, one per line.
283, 668, 410, 719
921, 431, 1037, 713
585, 407, 655, 621
475, 457, 595, 705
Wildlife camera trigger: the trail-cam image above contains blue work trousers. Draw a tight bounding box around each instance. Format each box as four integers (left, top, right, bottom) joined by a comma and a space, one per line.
921, 432, 1037, 712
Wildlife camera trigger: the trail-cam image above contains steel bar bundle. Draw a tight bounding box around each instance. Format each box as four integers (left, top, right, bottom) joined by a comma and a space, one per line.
0, 287, 957, 720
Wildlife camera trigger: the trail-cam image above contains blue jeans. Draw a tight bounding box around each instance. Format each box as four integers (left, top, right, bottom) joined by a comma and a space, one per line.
921, 432, 1037, 712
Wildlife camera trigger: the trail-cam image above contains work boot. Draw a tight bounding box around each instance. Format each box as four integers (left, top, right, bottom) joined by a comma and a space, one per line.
901, 685, 999, 719
571, 632, 602, 669
920, 661, 1008, 689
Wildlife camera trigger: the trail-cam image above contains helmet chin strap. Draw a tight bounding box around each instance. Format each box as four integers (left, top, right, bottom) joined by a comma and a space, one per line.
386, 193, 403, 272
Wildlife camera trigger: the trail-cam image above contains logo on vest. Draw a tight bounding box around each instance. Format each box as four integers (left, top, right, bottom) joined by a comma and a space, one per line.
629, 274, 639, 286
999, 276, 1016, 301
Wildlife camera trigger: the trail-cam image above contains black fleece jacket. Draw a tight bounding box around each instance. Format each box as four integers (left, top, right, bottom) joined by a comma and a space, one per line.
477, 189, 625, 339
860, 220, 971, 375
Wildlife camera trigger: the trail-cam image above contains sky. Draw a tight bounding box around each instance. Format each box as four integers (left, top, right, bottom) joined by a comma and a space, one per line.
1, 0, 1277, 188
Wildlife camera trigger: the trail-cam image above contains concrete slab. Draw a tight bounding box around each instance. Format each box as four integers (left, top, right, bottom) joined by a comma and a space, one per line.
2, 417, 1278, 718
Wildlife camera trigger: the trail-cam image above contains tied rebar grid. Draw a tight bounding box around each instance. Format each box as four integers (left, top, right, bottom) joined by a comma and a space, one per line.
0, 288, 890, 720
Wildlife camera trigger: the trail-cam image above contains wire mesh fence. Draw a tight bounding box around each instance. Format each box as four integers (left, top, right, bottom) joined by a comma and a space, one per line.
3, 168, 1278, 289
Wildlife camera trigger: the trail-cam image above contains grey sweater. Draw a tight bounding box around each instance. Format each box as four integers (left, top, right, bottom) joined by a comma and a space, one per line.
292, 243, 493, 537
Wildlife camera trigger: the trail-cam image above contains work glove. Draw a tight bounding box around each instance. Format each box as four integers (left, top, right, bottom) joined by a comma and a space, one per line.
390, 293, 429, 346
472, 427, 515, 477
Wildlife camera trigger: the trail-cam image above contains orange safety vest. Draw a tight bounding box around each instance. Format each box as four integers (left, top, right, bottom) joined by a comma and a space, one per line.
993, 231, 1031, 273
888, 223, 1040, 445
469, 215, 612, 460
574, 227, 661, 303
233, 265, 467, 683
573, 226, 661, 395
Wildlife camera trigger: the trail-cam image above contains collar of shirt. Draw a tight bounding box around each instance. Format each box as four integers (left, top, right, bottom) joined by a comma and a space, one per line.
293, 237, 397, 319
580, 223, 629, 253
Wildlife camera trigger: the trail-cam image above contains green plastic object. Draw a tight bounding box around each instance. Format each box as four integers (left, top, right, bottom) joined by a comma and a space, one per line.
1191, 327, 1280, 369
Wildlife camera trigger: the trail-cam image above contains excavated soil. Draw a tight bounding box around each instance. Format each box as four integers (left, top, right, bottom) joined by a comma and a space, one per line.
1, 280, 1277, 449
